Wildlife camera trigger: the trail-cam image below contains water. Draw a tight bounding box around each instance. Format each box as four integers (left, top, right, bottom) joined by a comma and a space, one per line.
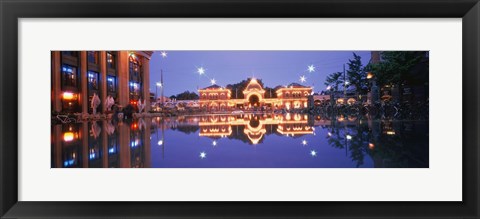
51, 113, 428, 168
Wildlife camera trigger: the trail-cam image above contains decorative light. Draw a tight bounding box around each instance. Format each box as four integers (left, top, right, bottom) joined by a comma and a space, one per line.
160, 51, 167, 58
156, 82, 162, 87
369, 143, 375, 149
299, 75, 307, 83
386, 131, 396, 135
197, 67, 205, 75
367, 72, 374, 79
327, 132, 332, 137
302, 139, 308, 146
199, 152, 207, 159
345, 81, 350, 85
307, 65, 315, 73
158, 140, 163, 146
62, 92, 75, 100
63, 132, 74, 142
346, 135, 352, 140
310, 150, 317, 157
212, 140, 217, 146
210, 78, 216, 85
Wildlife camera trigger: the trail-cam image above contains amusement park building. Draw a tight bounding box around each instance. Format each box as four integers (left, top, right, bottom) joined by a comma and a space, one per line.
198, 78, 313, 111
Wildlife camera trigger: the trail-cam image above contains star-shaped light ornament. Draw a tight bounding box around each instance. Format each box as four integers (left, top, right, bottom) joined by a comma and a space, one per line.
307, 65, 316, 73
299, 75, 307, 83
210, 78, 216, 85
302, 139, 308, 146
197, 67, 205, 75
199, 152, 207, 159
160, 51, 167, 58
310, 150, 317, 157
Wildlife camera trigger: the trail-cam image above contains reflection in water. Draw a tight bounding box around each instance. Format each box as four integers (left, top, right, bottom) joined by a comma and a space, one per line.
51, 113, 428, 168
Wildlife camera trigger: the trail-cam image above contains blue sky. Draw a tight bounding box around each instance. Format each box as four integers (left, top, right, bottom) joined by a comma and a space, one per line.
149, 51, 371, 96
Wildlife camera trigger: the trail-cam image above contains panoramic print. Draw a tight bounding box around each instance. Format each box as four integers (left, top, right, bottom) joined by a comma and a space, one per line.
51, 51, 429, 168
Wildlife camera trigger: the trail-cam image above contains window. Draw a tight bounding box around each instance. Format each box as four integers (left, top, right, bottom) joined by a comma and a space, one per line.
87, 51, 99, 64
107, 76, 116, 92
62, 51, 78, 57
107, 52, 116, 69
129, 81, 140, 95
129, 55, 141, 78
61, 65, 77, 87
88, 71, 99, 90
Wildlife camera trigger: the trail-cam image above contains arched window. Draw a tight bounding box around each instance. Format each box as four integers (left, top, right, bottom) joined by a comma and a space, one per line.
128, 54, 142, 99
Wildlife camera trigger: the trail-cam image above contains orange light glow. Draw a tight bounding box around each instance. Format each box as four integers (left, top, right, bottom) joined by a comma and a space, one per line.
63, 132, 74, 142
367, 72, 374, 79
63, 92, 75, 100
369, 143, 375, 149
386, 131, 396, 135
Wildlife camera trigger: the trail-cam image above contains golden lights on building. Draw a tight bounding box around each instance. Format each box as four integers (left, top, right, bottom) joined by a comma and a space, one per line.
198, 78, 313, 111
198, 113, 316, 145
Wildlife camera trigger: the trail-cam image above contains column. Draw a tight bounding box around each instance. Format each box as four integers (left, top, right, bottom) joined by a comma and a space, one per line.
82, 122, 89, 168
119, 122, 131, 168
143, 120, 151, 167
51, 52, 62, 112
80, 51, 88, 114
102, 121, 108, 167
53, 124, 63, 168
100, 51, 107, 113
117, 51, 130, 107
142, 56, 151, 112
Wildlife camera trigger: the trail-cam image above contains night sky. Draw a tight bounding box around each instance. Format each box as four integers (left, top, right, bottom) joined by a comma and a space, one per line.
149, 51, 372, 97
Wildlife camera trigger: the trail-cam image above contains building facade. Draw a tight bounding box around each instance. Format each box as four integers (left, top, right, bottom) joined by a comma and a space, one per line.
51, 51, 153, 114
198, 78, 313, 111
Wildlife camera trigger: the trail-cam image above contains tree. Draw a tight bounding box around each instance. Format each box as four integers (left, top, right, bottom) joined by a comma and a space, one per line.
346, 53, 368, 96
324, 72, 344, 93
372, 51, 425, 86
171, 91, 199, 100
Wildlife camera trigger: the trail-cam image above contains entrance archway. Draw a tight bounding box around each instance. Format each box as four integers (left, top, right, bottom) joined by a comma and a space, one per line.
248, 95, 260, 107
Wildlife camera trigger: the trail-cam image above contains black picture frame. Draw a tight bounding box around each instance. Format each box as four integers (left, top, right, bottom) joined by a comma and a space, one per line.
1, 0, 478, 218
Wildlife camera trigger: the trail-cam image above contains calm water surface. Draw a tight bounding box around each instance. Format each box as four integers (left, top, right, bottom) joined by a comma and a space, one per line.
51, 113, 428, 168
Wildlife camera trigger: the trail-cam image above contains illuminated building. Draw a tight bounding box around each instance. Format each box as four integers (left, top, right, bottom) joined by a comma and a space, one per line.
198, 78, 313, 111
51, 51, 153, 114
51, 119, 152, 168
198, 113, 317, 144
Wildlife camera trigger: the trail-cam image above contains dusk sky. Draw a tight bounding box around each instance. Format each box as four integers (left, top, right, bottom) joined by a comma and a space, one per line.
149, 51, 372, 97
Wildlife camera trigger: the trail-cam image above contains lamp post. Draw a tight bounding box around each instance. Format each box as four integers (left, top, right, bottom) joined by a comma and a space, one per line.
156, 82, 162, 111
156, 82, 162, 100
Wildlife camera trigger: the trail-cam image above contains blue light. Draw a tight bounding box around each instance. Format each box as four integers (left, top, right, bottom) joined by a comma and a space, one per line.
130, 140, 139, 148
89, 153, 96, 160
108, 147, 116, 154
63, 159, 75, 167
108, 77, 114, 82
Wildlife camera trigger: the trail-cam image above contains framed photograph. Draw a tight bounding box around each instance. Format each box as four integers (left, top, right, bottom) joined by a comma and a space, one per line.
1, 0, 479, 218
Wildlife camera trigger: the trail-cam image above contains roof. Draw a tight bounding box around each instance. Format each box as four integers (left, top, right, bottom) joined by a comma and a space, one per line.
201, 84, 222, 90
287, 83, 309, 88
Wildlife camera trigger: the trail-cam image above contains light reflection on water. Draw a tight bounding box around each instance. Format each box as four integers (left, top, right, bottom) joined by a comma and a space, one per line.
51, 113, 428, 168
